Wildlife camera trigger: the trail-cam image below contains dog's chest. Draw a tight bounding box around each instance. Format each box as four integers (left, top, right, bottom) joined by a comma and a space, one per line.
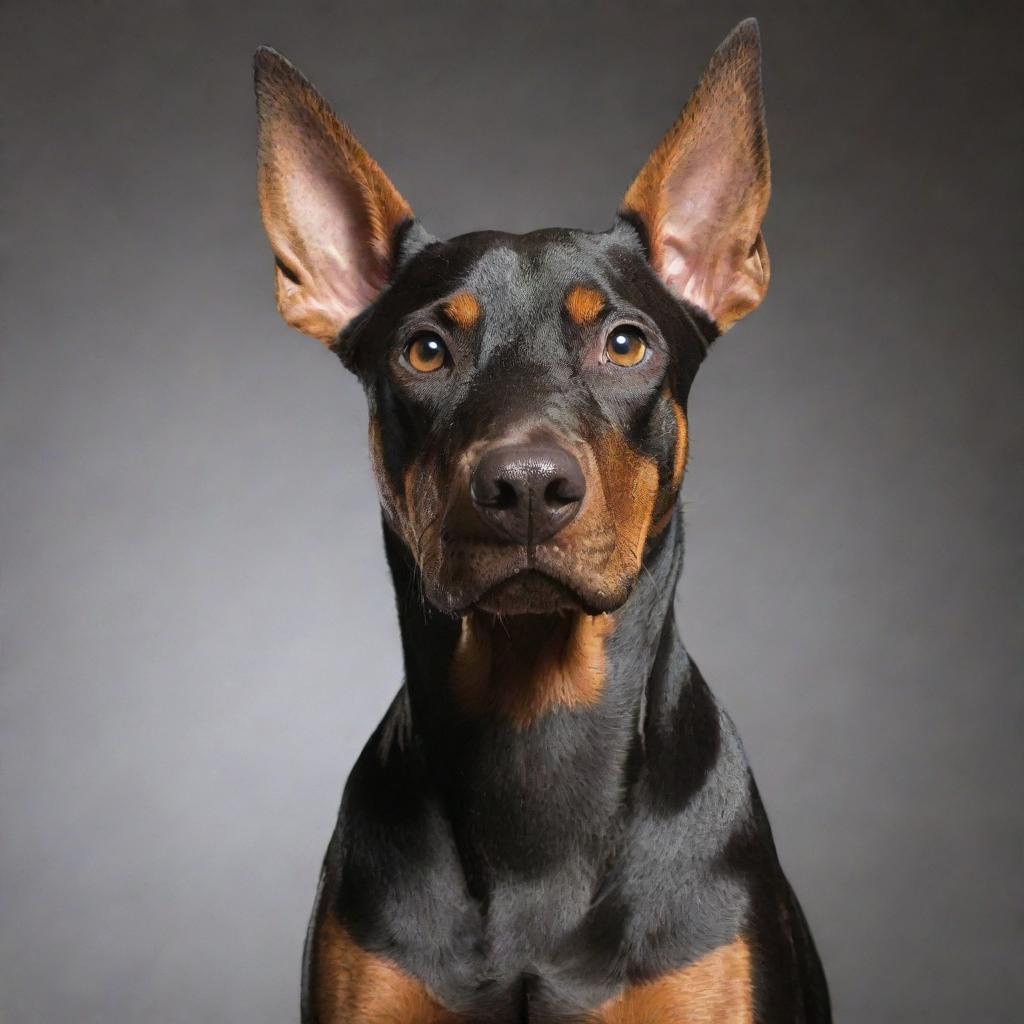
358, 814, 749, 1022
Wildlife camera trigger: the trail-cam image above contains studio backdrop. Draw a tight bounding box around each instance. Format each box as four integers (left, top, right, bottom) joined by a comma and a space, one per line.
2, 1, 1021, 1022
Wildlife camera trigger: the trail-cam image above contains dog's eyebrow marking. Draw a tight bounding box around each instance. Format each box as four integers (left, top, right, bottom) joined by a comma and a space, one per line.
442, 291, 481, 330
565, 285, 606, 325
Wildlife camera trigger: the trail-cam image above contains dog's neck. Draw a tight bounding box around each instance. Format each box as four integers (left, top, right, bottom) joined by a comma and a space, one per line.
381, 510, 693, 894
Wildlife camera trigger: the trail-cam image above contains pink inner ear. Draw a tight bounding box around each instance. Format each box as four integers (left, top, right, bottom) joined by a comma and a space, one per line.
621, 20, 770, 330
277, 134, 388, 305
657, 101, 769, 325
255, 48, 412, 344
659, 168, 763, 320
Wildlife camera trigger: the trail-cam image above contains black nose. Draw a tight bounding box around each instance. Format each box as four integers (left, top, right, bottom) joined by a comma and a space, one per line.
470, 444, 586, 545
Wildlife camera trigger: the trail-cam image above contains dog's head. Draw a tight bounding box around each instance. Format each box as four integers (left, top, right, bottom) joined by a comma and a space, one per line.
254, 20, 770, 617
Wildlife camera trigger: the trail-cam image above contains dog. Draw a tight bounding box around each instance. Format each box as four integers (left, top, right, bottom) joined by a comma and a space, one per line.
253, 18, 830, 1023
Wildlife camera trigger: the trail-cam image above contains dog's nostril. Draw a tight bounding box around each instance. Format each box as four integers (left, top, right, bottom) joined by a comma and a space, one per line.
544, 476, 581, 508
491, 479, 518, 510
471, 475, 519, 509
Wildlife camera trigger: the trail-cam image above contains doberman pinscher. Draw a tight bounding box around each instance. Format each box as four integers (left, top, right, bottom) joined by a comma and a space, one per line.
254, 18, 830, 1023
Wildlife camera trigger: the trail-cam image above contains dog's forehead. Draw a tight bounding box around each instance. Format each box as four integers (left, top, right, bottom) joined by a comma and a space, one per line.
412, 225, 648, 367
452, 225, 641, 301
416, 224, 642, 320
363, 220, 710, 388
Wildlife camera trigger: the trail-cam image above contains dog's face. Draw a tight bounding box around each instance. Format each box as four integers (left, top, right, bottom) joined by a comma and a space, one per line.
254, 20, 770, 616
343, 225, 704, 616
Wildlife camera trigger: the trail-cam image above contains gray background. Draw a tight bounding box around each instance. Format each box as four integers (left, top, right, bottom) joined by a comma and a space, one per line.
2, 1, 1021, 1021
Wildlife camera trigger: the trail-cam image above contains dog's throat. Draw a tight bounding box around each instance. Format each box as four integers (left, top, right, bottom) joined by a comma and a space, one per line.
449, 611, 615, 728
384, 509, 688, 894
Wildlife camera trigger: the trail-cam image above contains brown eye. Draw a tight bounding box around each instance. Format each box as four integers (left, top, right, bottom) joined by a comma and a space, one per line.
405, 332, 448, 373
605, 326, 647, 367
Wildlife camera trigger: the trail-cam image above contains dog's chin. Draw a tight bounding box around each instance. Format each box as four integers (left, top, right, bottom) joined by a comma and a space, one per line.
473, 570, 584, 616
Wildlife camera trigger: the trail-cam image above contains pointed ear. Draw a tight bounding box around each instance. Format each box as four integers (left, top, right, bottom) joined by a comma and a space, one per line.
254, 47, 414, 345
621, 19, 771, 332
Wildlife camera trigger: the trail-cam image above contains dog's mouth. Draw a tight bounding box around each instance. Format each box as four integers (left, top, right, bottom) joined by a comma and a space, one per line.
474, 569, 585, 616
411, 455, 649, 618
428, 539, 631, 617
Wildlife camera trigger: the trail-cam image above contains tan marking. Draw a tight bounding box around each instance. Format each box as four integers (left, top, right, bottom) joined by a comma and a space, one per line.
649, 398, 689, 538
442, 291, 481, 331
596, 937, 753, 1023
399, 455, 448, 595
565, 285, 606, 325
669, 400, 689, 490
591, 431, 661, 589
368, 416, 400, 526
371, 419, 443, 573
451, 611, 614, 728
313, 913, 459, 1023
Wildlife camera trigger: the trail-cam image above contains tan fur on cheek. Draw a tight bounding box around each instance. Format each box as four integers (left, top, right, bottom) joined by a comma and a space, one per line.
366, 421, 445, 578
314, 913, 460, 1023
650, 398, 689, 538
595, 937, 753, 1023
451, 611, 614, 728
669, 400, 689, 490
368, 416, 401, 525
591, 432, 661, 588
400, 458, 447, 587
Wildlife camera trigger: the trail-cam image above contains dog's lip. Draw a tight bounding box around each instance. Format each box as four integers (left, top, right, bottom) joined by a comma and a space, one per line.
478, 568, 579, 601
458, 566, 610, 617
433, 535, 629, 616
